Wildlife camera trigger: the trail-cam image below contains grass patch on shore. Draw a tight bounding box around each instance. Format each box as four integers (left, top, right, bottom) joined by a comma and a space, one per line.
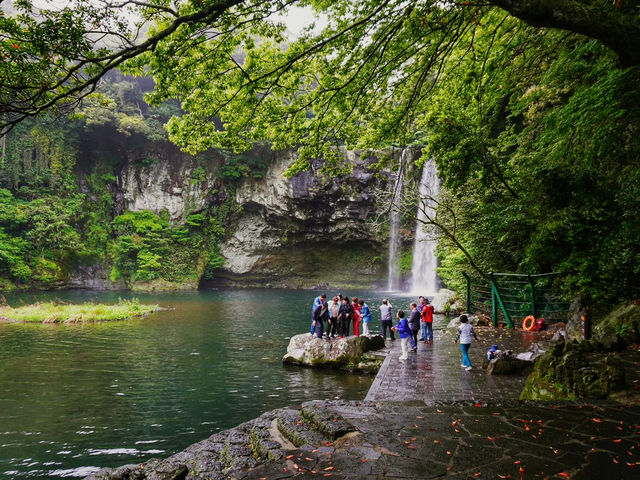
0, 298, 159, 323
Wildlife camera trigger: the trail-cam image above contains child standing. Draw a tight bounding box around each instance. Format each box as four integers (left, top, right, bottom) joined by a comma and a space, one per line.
455, 314, 478, 371
359, 299, 371, 336
392, 310, 411, 361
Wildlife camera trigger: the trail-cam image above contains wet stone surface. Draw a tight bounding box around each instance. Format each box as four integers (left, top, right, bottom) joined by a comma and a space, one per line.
366, 329, 550, 403
87, 400, 640, 480
87, 330, 640, 479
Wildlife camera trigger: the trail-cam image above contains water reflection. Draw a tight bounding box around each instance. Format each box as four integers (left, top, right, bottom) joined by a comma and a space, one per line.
0, 289, 432, 479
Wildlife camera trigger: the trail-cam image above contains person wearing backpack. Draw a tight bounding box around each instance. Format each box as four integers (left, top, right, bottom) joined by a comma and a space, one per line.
407, 303, 421, 352
312, 302, 329, 339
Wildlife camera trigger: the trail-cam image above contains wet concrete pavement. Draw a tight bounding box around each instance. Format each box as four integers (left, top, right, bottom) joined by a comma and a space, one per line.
367, 328, 550, 403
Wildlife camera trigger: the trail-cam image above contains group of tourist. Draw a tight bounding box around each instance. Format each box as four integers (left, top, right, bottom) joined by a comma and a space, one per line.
309, 294, 435, 344
310, 294, 373, 339
310, 293, 478, 371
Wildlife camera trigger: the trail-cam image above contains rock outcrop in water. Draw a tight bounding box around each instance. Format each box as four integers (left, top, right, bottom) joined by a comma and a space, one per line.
282, 334, 386, 372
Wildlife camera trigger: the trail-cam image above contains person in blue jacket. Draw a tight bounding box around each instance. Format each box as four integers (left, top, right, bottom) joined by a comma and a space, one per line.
359, 299, 372, 336
392, 310, 411, 361
310, 294, 326, 335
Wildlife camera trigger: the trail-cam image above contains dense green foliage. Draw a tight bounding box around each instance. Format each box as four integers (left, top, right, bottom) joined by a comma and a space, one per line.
421, 18, 640, 303
0, 74, 236, 290
1, 1, 639, 305
119, 2, 638, 303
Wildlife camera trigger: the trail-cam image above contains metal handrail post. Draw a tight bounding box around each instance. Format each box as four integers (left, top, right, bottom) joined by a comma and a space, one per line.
462, 272, 471, 313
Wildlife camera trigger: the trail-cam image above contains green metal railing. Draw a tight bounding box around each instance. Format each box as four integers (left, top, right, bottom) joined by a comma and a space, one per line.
463, 271, 570, 328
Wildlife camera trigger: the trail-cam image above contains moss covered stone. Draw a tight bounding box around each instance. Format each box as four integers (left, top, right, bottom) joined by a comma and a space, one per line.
520, 340, 627, 401
593, 303, 640, 346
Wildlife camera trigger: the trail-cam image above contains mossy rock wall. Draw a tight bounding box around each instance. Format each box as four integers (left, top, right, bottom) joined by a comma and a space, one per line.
520, 340, 627, 401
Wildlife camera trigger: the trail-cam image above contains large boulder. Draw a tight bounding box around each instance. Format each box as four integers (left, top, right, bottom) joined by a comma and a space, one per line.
486, 357, 533, 375
520, 341, 627, 401
282, 334, 385, 371
431, 289, 456, 313
593, 303, 640, 347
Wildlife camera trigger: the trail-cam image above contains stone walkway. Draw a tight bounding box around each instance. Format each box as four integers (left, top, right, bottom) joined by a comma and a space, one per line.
366, 327, 549, 403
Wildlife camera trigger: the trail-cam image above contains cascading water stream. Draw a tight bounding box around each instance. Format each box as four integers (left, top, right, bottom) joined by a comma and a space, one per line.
387, 149, 406, 291
409, 159, 441, 295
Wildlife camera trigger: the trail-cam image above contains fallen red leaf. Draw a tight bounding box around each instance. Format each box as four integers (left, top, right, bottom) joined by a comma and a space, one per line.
558, 473, 569, 478
286, 455, 295, 460
473, 473, 481, 477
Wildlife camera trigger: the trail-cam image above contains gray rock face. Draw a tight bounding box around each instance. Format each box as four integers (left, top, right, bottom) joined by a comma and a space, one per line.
431, 288, 456, 313
282, 333, 385, 370
119, 145, 222, 224
211, 148, 411, 288
67, 264, 125, 290
486, 357, 533, 375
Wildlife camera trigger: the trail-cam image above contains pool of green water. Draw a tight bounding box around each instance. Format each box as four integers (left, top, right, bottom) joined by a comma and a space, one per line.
0, 289, 440, 479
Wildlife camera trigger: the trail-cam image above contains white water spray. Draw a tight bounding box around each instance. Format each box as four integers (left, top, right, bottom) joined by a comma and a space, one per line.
409, 159, 441, 295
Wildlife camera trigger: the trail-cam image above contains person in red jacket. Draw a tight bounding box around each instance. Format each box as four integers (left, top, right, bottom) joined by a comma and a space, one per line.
352, 296, 362, 336
421, 298, 435, 344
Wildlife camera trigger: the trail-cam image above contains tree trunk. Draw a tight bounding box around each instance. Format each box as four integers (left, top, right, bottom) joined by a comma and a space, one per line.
488, 0, 640, 67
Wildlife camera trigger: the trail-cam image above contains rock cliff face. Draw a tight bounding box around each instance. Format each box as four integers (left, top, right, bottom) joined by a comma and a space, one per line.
107, 139, 403, 289
208, 149, 402, 289
116, 144, 224, 224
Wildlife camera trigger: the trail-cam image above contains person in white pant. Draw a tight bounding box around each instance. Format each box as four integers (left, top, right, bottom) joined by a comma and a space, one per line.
392, 310, 411, 361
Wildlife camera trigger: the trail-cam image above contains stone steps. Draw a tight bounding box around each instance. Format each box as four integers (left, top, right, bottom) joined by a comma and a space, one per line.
276, 408, 329, 447
300, 400, 356, 440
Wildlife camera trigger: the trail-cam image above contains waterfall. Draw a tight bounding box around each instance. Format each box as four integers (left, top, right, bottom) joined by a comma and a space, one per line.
409, 159, 441, 295
387, 150, 406, 291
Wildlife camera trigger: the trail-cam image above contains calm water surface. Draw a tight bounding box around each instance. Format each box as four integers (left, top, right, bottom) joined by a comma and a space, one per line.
0, 289, 440, 479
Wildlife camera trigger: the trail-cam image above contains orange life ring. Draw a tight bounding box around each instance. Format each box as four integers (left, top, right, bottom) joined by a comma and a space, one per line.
522, 315, 536, 331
